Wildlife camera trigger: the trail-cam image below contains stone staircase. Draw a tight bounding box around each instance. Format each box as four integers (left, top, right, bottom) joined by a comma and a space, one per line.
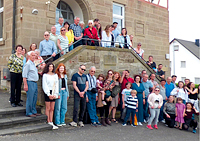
0, 107, 52, 136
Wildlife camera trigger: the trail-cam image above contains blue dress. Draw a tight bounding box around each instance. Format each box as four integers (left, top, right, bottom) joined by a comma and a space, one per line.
132, 83, 145, 122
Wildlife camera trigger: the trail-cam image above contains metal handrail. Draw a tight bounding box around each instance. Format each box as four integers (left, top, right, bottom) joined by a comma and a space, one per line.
36, 38, 147, 67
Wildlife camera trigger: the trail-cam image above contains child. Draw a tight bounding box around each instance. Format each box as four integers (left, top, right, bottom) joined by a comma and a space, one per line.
147, 87, 163, 130
183, 102, 199, 133
96, 74, 106, 105
175, 97, 185, 129
122, 90, 138, 127
121, 82, 132, 120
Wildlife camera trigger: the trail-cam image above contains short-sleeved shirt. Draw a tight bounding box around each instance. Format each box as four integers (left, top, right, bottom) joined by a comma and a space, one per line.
156, 70, 165, 77
159, 85, 166, 100
71, 73, 88, 95
55, 23, 63, 35
142, 80, 153, 97
121, 77, 134, 91
58, 35, 69, 52
22, 60, 38, 81
49, 33, 58, 51
8, 54, 23, 73
121, 88, 132, 102
165, 83, 175, 98
146, 61, 156, 69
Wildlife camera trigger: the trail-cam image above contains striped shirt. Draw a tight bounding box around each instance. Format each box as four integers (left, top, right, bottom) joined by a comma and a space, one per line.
58, 35, 69, 52
125, 95, 138, 110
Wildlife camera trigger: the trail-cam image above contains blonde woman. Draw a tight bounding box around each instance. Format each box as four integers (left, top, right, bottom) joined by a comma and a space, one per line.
101, 25, 112, 47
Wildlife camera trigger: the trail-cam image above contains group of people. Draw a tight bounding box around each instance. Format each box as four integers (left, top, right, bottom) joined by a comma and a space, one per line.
7, 17, 199, 133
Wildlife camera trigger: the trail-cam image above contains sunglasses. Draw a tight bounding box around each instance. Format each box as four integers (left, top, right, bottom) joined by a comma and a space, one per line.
44, 34, 49, 36
61, 29, 66, 31
109, 73, 113, 75
138, 45, 141, 46
91, 70, 95, 73
81, 68, 86, 71
155, 89, 159, 91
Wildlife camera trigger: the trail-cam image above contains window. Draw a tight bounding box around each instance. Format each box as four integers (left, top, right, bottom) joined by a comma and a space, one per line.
173, 45, 179, 51
181, 61, 186, 68
56, 1, 74, 24
113, 3, 124, 31
181, 77, 186, 82
0, 0, 3, 41
195, 78, 200, 84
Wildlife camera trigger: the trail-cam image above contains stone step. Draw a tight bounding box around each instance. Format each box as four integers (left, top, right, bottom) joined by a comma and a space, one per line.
0, 123, 52, 136
0, 114, 47, 129
0, 107, 41, 119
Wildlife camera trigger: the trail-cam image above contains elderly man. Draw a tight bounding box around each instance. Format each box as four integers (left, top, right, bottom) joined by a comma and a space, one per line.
156, 64, 165, 78
39, 31, 57, 63
23, 51, 40, 117
49, 26, 59, 60
86, 66, 101, 127
70, 16, 83, 48
142, 74, 153, 123
79, 21, 85, 33
55, 17, 64, 35
165, 77, 175, 98
70, 65, 89, 127
149, 73, 159, 89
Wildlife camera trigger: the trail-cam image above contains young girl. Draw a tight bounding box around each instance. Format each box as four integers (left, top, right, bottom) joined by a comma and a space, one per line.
42, 63, 59, 130
121, 82, 132, 120
96, 74, 106, 105
183, 102, 199, 133
175, 97, 185, 129
147, 87, 163, 130
54, 63, 69, 127
122, 90, 138, 127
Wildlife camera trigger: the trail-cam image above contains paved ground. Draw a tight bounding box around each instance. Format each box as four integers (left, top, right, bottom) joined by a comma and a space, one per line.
0, 122, 199, 141
0, 90, 199, 141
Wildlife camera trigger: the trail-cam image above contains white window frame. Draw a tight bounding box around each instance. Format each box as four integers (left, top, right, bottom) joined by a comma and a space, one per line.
0, 1, 4, 41
181, 77, 186, 82
113, 3, 125, 31
180, 61, 186, 68
195, 77, 200, 84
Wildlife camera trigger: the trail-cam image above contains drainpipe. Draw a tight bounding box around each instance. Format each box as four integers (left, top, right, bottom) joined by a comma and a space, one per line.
12, 0, 16, 53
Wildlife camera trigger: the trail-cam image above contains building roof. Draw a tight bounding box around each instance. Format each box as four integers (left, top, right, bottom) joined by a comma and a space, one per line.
170, 38, 200, 59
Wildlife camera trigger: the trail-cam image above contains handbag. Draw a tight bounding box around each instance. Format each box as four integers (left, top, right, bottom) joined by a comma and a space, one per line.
111, 85, 121, 98
91, 88, 98, 93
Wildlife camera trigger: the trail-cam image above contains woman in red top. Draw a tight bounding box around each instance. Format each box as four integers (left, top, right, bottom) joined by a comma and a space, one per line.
84, 20, 100, 46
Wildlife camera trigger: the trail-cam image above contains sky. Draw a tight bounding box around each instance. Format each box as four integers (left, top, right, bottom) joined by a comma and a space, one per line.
169, 0, 200, 42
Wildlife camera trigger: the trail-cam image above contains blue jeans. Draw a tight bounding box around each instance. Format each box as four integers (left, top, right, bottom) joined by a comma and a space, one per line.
26, 81, 38, 116
143, 97, 149, 120
123, 108, 136, 125
86, 91, 99, 123
159, 100, 166, 121
54, 89, 68, 125
69, 45, 74, 51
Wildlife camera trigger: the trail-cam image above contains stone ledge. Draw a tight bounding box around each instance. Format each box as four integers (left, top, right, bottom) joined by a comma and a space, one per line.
0, 39, 5, 46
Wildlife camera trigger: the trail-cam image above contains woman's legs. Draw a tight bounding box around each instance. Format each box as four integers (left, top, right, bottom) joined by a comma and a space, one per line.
109, 106, 113, 117
112, 107, 117, 119
153, 109, 160, 125
49, 102, 55, 122
45, 102, 50, 123
148, 108, 156, 125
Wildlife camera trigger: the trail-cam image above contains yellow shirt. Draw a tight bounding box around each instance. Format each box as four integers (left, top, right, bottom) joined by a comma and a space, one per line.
65, 29, 74, 44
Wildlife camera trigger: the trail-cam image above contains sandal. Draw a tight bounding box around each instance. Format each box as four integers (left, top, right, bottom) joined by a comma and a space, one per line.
179, 127, 182, 130
111, 118, 118, 123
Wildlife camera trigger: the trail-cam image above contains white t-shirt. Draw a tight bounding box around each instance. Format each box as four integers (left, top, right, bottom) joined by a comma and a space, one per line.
121, 88, 132, 102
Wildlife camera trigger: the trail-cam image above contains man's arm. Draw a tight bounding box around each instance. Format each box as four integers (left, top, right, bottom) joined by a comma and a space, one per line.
23, 78, 28, 91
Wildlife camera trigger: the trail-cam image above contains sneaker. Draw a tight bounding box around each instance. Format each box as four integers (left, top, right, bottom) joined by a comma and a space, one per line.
69, 121, 77, 127
48, 122, 53, 126
56, 124, 62, 127
161, 119, 165, 123
122, 123, 127, 126
147, 125, 153, 130
61, 123, 66, 126
52, 125, 59, 130
96, 121, 102, 126
154, 125, 158, 129
144, 119, 147, 123
138, 122, 143, 126
193, 129, 196, 134
78, 121, 84, 127
102, 101, 107, 105
91, 122, 97, 127
131, 124, 136, 127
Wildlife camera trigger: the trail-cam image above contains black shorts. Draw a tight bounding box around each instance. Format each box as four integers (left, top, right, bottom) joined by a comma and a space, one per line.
44, 90, 55, 102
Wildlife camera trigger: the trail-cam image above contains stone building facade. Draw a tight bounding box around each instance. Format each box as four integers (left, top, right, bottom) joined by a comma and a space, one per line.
0, 0, 169, 88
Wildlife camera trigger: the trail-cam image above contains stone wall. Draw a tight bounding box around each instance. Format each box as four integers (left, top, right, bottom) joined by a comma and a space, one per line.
37, 45, 160, 120
0, 0, 169, 89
